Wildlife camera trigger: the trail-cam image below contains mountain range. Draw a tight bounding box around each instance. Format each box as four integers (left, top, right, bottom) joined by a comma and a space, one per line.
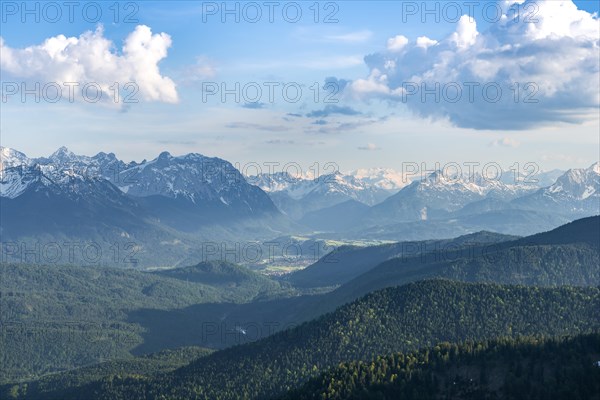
248, 170, 395, 219
1, 146, 598, 267
314, 162, 600, 238
0, 147, 291, 267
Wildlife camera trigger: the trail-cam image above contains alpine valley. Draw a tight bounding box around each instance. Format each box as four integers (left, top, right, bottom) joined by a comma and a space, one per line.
1, 147, 599, 400
3, 1, 600, 398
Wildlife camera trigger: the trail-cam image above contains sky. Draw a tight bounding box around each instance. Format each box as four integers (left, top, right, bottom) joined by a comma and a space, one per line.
1, 0, 599, 175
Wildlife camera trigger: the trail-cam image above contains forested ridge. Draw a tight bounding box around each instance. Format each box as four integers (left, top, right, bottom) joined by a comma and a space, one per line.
2, 347, 213, 400
281, 333, 600, 400
9, 280, 599, 400
0, 261, 293, 382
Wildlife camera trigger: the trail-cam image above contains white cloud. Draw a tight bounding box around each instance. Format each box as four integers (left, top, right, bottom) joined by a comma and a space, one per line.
345, 0, 599, 130
490, 137, 520, 147
349, 69, 391, 96
510, 0, 599, 40
416, 36, 438, 49
0, 25, 178, 104
449, 15, 479, 49
386, 35, 409, 52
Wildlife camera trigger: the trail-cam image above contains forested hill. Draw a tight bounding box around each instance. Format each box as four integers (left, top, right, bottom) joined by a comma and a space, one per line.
304, 216, 600, 319
150, 260, 288, 299
0, 261, 291, 383
18, 280, 599, 400
280, 333, 600, 400
517, 215, 600, 248
287, 231, 517, 289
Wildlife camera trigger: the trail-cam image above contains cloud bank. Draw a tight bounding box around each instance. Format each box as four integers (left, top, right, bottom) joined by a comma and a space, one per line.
345, 0, 599, 130
1, 25, 178, 104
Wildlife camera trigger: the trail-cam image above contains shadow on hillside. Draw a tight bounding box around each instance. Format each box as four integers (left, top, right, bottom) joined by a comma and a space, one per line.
126, 295, 318, 355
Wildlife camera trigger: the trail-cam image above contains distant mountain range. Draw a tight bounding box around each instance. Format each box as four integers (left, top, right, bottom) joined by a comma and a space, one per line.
249, 166, 571, 217
307, 163, 600, 238
1, 146, 277, 219
248, 170, 395, 219
0, 147, 291, 267
1, 146, 598, 267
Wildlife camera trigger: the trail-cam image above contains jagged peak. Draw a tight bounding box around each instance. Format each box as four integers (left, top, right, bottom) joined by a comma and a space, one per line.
152, 151, 212, 163
1, 146, 28, 159
92, 151, 118, 160
180, 152, 207, 161
157, 151, 172, 160
50, 146, 73, 157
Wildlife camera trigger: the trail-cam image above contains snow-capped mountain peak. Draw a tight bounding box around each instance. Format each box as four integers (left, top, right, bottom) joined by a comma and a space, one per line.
50, 146, 75, 159
0, 146, 30, 171
1, 147, 279, 224
544, 163, 600, 200
511, 163, 600, 213
349, 167, 409, 191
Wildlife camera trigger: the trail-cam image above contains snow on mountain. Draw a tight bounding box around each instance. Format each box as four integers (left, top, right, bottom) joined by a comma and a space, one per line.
247, 170, 393, 219
251, 170, 393, 204
365, 168, 546, 224
0, 146, 128, 199
0, 146, 31, 171
538, 163, 599, 201
348, 168, 409, 191
247, 172, 306, 197
0, 164, 44, 199
405, 169, 538, 206
112, 151, 276, 214
0, 145, 283, 239
308, 172, 373, 198
513, 162, 600, 213
1, 147, 34, 198
2, 146, 596, 226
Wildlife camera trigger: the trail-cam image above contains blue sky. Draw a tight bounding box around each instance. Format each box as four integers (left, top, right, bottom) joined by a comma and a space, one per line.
1, 0, 599, 174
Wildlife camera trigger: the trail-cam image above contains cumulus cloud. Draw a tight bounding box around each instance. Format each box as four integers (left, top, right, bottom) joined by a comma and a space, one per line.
0, 25, 178, 104
386, 35, 409, 52
344, 0, 599, 130
449, 15, 479, 49
415, 36, 439, 49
